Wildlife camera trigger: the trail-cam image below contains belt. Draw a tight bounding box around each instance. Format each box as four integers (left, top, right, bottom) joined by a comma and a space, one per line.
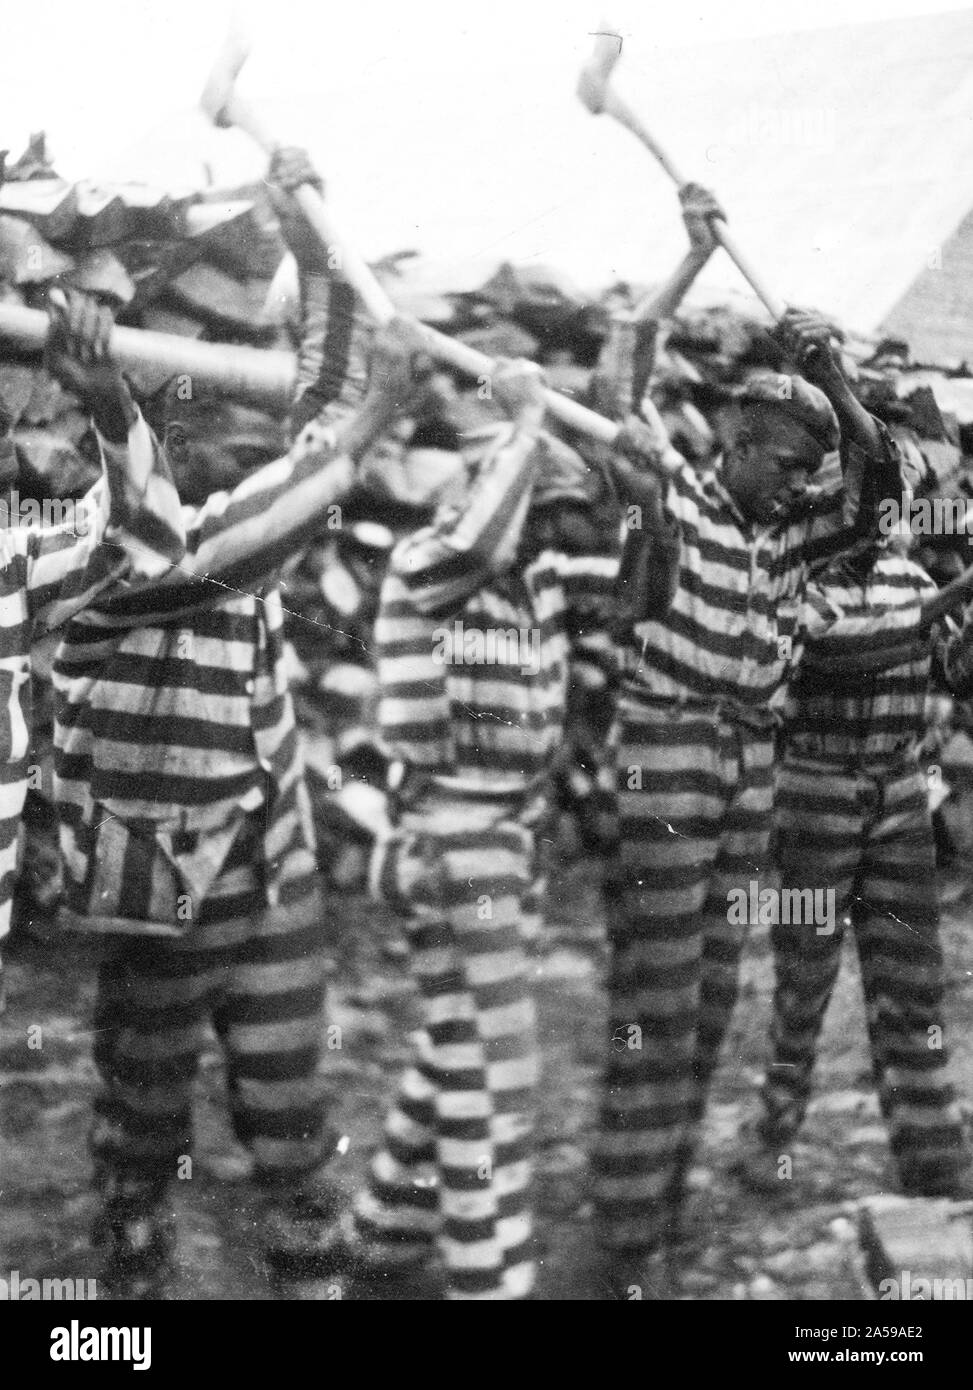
389, 763, 545, 812
620, 678, 778, 733
783, 742, 920, 774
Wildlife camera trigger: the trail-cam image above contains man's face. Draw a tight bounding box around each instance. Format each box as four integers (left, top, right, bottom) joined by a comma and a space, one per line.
722, 410, 823, 526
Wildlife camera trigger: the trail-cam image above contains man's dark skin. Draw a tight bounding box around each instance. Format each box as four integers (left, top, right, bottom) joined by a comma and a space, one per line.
44, 288, 139, 445
778, 308, 887, 465
718, 308, 894, 529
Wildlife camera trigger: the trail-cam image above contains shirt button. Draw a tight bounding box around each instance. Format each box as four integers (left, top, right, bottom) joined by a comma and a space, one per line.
245, 679, 255, 694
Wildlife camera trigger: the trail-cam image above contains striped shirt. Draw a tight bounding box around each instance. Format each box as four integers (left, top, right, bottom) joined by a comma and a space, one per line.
376, 425, 621, 791
53, 422, 355, 938
0, 416, 184, 941
274, 262, 370, 431
785, 552, 936, 760
622, 427, 901, 716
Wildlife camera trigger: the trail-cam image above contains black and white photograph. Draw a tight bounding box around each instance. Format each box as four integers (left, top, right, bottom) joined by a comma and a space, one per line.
2, 0, 973, 1333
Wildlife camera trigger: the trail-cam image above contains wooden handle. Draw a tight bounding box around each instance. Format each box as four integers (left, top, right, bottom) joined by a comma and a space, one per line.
710, 221, 786, 321
602, 88, 785, 320
0, 302, 296, 409
0, 300, 629, 446
218, 95, 625, 444
602, 89, 688, 186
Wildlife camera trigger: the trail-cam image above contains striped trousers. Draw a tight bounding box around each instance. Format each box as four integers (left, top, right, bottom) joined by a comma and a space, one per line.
357, 790, 539, 1300
88, 813, 341, 1271
760, 751, 969, 1192
594, 695, 775, 1252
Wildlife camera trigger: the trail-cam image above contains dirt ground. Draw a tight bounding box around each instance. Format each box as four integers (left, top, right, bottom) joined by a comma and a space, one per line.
3, 845, 973, 1302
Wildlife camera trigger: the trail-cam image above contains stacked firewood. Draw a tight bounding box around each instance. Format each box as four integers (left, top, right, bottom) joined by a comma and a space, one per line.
0, 134, 288, 504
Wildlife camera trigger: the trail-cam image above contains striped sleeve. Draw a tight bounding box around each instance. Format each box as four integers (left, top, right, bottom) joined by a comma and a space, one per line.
88, 423, 355, 625
560, 552, 620, 737
394, 424, 542, 616
801, 422, 904, 564
611, 464, 682, 627
97, 413, 186, 578
799, 577, 926, 676
25, 412, 185, 633
185, 432, 354, 585
290, 267, 371, 432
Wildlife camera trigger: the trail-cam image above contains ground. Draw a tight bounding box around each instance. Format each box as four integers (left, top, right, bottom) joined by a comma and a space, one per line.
2, 853, 973, 1302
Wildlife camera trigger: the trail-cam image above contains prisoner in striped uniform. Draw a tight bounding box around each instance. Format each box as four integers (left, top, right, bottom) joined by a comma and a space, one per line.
754, 545, 971, 1194
594, 309, 904, 1268
52, 285, 433, 1293
356, 362, 680, 1299
0, 289, 184, 1004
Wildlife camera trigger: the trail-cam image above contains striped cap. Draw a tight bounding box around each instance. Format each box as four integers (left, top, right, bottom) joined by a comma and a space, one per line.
739, 371, 840, 461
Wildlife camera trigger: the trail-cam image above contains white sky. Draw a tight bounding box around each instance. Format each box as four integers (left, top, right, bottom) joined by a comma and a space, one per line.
2, 0, 972, 321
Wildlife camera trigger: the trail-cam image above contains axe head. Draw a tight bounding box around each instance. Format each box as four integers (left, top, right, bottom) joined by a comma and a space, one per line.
577, 26, 624, 115
200, 25, 252, 128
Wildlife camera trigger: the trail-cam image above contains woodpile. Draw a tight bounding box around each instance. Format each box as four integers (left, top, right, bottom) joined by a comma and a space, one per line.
0, 134, 289, 502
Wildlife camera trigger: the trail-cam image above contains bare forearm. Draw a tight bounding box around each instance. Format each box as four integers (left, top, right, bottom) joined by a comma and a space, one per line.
920, 565, 973, 631
822, 369, 885, 464
635, 249, 711, 326
333, 395, 396, 463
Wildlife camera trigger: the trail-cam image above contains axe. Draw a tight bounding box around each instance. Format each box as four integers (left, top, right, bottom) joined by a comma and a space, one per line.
200, 30, 661, 450
578, 28, 786, 321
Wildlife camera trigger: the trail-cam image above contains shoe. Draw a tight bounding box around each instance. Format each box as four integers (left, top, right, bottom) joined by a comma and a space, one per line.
730, 1122, 794, 1195
96, 1212, 175, 1300
263, 1184, 353, 1286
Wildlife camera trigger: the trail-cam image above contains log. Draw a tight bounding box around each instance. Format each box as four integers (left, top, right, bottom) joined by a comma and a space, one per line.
0, 217, 73, 286
0, 179, 78, 243
164, 261, 274, 340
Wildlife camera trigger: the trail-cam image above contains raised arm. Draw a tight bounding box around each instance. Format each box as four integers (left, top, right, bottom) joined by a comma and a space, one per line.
798, 579, 929, 677
23, 289, 184, 633
394, 361, 548, 616
89, 317, 437, 624
268, 145, 371, 433
604, 417, 682, 629
777, 309, 901, 534
592, 184, 723, 420
636, 184, 724, 327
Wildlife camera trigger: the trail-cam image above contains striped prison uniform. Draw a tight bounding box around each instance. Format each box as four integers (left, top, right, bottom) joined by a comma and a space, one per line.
595, 423, 903, 1252
52, 416, 357, 1275
0, 415, 183, 950
273, 260, 370, 432
760, 550, 969, 1192
359, 423, 630, 1299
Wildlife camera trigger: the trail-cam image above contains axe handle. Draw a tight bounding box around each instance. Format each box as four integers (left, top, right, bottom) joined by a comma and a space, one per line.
709, 221, 787, 322
291, 177, 627, 443
0, 299, 643, 450
601, 87, 688, 186
217, 90, 629, 446
0, 302, 296, 410
601, 88, 787, 321
221, 87, 404, 325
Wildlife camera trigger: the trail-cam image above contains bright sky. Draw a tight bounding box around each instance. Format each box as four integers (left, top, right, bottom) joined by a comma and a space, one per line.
2, 0, 972, 317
